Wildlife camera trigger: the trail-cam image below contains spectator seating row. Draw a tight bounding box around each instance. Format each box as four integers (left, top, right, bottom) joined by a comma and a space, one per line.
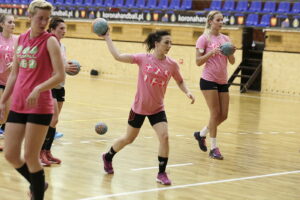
206, 0, 300, 15
0, 0, 193, 11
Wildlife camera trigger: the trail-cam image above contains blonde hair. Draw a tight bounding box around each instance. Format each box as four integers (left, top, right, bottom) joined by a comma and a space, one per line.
28, 0, 53, 16
204, 10, 222, 35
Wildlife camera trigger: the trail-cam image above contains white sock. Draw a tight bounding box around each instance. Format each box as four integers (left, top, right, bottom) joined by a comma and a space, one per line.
210, 138, 217, 150
200, 126, 209, 137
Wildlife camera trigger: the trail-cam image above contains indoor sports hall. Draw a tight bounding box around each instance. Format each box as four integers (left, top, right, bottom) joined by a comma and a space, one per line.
0, 0, 300, 199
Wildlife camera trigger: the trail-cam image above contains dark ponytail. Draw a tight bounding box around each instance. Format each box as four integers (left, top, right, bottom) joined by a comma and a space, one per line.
144, 30, 170, 52
47, 17, 64, 33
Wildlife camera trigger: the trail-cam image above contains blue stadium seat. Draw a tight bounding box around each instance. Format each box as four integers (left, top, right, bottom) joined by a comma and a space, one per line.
12, 0, 21, 4
168, 0, 181, 10
261, 1, 276, 13
290, 2, 300, 14
65, 0, 75, 10
179, 0, 192, 10
145, 0, 157, 9
235, 0, 248, 12
156, 0, 168, 10
94, 0, 104, 7
54, 0, 66, 10
221, 0, 235, 12
134, 0, 146, 8
258, 14, 271, 27
84, 0, 96, 11
120, 0, 134, 12
113, 0, 124, 8
276, 1, 290, 14
205, 0, 222, 11
103, 0, 113, 7
131, 0, 146, 12
54, 0, 64, 6
245, 13, 258, 26
248, 1, 262, 13
74, 0, 84, 6
20, 0, 28, 4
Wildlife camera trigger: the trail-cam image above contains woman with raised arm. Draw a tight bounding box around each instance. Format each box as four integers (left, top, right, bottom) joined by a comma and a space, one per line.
100, 29, 195, 185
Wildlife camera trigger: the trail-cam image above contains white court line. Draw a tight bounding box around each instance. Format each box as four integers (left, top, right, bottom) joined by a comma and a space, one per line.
78, 170, 300, 200
61, 142, 73, 145
131, 163, 193, 171
80, 141, 91, 144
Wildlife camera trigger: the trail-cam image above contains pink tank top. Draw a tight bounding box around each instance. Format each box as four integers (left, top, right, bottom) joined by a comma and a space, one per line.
0, 33, 18, 85
11, 30, 54, 114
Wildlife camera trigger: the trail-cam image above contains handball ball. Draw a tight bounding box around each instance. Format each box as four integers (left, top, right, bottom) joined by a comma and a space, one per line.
66, 60, 81, 76
92, 18, 109, 36
95, 122, 108, 135
220, 42, 235, 56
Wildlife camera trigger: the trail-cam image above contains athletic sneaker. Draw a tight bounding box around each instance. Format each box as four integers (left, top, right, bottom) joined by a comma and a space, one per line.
45, 150, 61, 164
54, 132, 64, 140
102, 153, 114, 174
209, 147, 224, 160
40, 150, 52, 166
194, 131, 207, 152
0, 128, 4, 135
156, 172, 171, 185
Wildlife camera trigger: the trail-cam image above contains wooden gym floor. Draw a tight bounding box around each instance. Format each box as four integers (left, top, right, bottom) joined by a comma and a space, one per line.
0, 74, 300, 200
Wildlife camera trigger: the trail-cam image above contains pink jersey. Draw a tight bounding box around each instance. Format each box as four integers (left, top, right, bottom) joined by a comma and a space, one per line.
196, 33, 230, 84
0, 33, 18, 85
131, 53, 183, 115
11, 30, 54, 114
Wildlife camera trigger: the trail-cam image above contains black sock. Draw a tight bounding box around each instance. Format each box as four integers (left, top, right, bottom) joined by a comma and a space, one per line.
158, 156, 168, 174
30, 170, 45, 200
45, 127, 56, 150
1, 123, 5, 130
105, 147, 116, 161
16, 163, 31, 183
42, 127, 55, 150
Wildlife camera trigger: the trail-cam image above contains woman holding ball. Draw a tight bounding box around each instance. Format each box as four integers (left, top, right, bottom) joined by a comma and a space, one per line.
98, 27, 195, 185
194, 10, 235, 160
40, 17, 78, 166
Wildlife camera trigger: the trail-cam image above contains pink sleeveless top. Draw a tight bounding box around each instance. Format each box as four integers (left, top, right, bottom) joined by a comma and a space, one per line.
11, 30, 54, 114
0, 33, 18, 85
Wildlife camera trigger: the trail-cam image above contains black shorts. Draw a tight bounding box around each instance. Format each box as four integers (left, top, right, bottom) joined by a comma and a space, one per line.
200, 78, 229, 93
7, 111, 53, 126
0, 85, 5, 90
128, 109, 168, 128
52, 87, 65, 102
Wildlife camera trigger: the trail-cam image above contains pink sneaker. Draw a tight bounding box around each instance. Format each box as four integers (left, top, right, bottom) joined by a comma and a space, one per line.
40, 150, 51, 166
45, 150, 62, 164
156, 172, 171, 185
209, 147, 224, 160
102, 153, 114, 174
